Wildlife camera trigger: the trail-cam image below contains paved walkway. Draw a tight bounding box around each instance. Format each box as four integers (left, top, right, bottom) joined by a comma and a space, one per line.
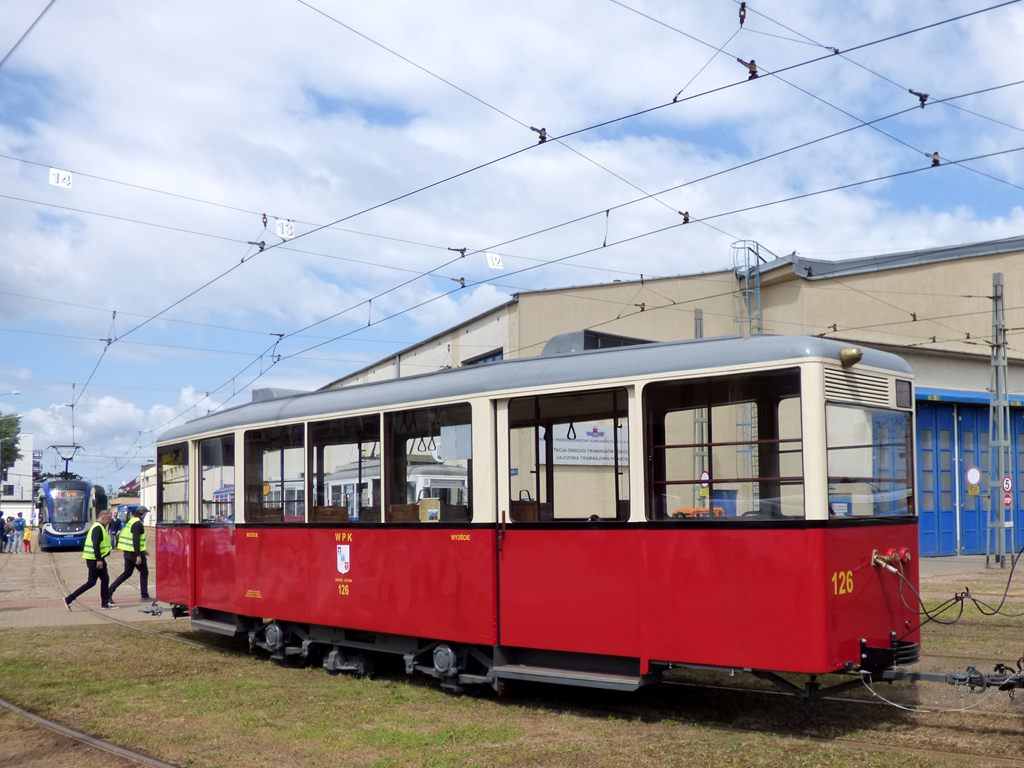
918, 553, 1019, 577
0, 548, 175, 630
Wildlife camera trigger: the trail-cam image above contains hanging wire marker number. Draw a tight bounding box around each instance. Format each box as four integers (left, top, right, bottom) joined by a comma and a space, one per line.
275, 219, 295, 239
486, 252, 504, 270
49, 168, 72, 188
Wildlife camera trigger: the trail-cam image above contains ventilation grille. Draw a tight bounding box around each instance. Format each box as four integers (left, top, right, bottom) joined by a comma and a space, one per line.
824, 368, 891, 407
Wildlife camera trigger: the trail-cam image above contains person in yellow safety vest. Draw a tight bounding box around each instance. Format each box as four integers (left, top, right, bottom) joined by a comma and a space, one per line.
64, 509, 116, 610
109, 507, 153, 604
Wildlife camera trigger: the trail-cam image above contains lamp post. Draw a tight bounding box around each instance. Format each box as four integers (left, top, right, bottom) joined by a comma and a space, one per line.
0, 391, 20, 397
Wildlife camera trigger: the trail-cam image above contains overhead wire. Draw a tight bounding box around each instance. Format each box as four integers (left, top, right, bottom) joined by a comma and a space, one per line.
245, 0, 1024, 267
5, 11, 1018, 339
0, 288, 414, 343
734, 0, 1024, 138
291, 0, 741, 241
0, 0, 57, 70
439, 78, 1024, 274
733, 2, 1024, 193
267, 142, 1024, 376
623, 0, 1024, 195
0, 154, 651, 282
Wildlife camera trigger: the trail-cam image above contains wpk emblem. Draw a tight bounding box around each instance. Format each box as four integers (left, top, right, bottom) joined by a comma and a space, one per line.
336, 544, 351, 574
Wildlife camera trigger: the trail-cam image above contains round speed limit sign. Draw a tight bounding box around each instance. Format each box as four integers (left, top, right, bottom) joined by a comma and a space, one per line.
1004, 476, 1014, 494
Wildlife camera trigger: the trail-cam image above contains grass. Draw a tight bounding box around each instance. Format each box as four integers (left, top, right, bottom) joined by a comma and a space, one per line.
2, 568, 1024, 768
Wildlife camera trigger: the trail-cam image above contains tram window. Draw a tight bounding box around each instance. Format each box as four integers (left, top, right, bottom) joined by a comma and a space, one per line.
308, 415, 381, 523
826, 405, 914, 517
508, 388, 629, 522
644, 370, 803, 521
244, 425, 304, 524
385, 404, 472, 523
157, 443, 189, 524
199, 435, 235, 524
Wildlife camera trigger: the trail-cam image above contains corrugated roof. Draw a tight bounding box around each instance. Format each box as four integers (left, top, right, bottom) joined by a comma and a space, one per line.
775, 235, 1024, 280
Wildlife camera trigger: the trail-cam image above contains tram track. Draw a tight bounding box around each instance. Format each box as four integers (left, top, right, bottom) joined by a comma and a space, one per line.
47, 551, 229, 653
500, 685, 1024, 768
0, 697, 183, 768
658, 678, 1024, 719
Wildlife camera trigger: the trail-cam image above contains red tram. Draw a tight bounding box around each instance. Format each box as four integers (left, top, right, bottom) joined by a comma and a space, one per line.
155, 334, 919, 694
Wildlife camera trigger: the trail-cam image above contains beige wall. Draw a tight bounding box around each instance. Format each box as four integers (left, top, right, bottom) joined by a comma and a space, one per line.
763, 251, 1024, 360
513, 271, 739, 356
330, 305, 512, 387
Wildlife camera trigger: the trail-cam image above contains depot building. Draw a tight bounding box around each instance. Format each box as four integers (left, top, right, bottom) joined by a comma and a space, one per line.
326, 235, 1024, 557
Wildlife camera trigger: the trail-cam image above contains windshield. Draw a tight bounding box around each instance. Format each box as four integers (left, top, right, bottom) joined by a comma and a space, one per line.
826, 404, 914, 517
50, 488, 89, 523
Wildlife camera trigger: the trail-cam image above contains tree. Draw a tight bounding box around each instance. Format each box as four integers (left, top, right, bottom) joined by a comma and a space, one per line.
0, 413, 22, 480
0, 413, 22, 482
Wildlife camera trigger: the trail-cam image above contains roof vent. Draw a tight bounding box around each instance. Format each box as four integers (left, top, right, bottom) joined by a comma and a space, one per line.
541, 330, 652, 357
251, 388, 307, 403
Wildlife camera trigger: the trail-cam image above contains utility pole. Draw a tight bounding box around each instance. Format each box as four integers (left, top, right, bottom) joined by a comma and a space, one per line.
988, 273, 1012, 568
694, 309, 707, 508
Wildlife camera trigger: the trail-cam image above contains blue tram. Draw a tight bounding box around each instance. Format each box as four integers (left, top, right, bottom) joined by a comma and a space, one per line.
37, 478, 104, 551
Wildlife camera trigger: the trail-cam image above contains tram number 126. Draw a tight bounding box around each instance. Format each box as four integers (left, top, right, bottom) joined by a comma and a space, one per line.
831, 570, 854, 596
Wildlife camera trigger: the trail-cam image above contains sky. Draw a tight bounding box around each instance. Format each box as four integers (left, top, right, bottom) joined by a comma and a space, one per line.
1, 0, 1024, 490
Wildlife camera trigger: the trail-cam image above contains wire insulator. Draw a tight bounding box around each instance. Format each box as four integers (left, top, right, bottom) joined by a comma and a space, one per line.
736, 57, 758, 79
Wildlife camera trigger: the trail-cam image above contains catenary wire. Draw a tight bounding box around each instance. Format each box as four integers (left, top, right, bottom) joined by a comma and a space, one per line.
292, 0, 740, 238
734, 0, 1024, 136
621, 1, 1024, 195
0, 154, 650, 282
245, 1, 1024, 265
11, 1, 1022, 384
4, 76, 1017, 336
0, 0, 58, 70
446, 79, 1024, 269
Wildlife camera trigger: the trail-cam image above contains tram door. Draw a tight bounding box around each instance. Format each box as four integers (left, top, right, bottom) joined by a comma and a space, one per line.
495, 393, 641, 659
917, 403, 956, 556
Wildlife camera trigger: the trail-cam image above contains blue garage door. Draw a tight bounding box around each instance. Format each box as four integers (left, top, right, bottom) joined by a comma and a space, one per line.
957, 406, 990, 555
917, 403, 957, 556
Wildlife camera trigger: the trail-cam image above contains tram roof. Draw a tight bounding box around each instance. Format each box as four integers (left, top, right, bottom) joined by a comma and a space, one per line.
157, 334, 912, 443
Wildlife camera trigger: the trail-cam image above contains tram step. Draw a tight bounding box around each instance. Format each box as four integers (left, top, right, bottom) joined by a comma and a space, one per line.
190, 617, 242, 637
492, 664, 645, 691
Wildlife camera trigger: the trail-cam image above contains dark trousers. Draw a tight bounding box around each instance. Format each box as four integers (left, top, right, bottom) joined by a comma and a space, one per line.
67, 559, 111, 606
109, 552, 150, 599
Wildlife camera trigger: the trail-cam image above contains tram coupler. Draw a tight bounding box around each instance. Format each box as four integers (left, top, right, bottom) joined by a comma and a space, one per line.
871, 664, 1024, 695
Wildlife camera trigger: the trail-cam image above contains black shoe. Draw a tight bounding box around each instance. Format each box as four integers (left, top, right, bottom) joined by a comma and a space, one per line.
64, 597, 73, 612
101, 604, 119, 610
140, 595, 152, 601
107, 598, 116, 606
